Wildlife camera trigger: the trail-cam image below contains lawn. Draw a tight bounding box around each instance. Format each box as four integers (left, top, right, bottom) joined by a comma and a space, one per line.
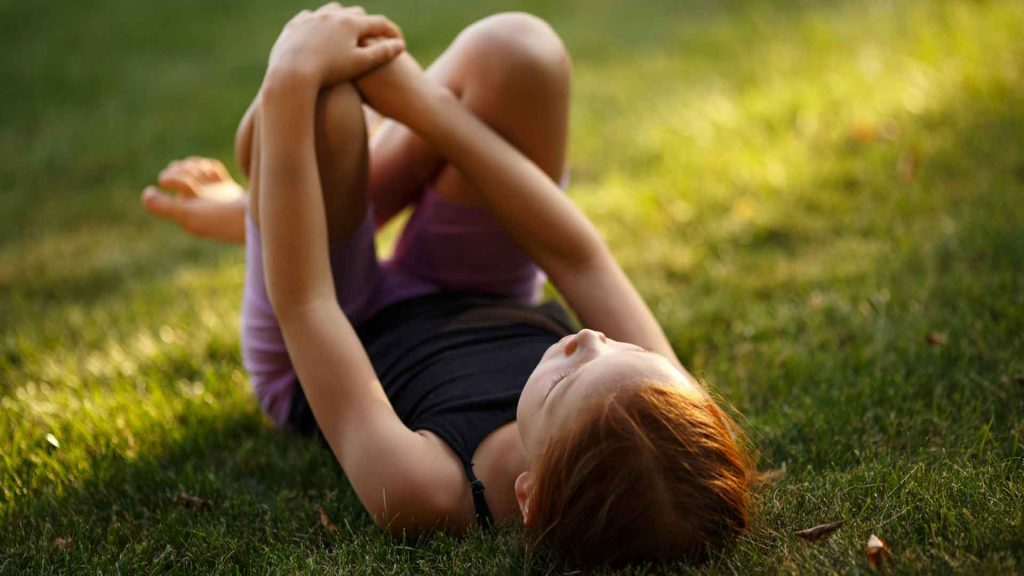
2, 0, 1022, 573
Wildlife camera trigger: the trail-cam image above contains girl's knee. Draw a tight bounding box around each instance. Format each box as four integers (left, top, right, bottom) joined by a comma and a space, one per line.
234, 84, 365, 181
455, 12, 571, 93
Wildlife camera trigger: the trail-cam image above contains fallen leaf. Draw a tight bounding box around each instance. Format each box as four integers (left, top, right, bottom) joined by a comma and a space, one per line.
51, 537, 74, 551
317, 506, 339, 533
794, 521, 844, 541
172, 491, 212, 511
878, 120, 901, 142
851, 121, 877, 143
1001, 373, 1024, 386
809, 291, 826, 309
925, 331, 948, 347
756, 467, 786, 485
898, 148, 919, 181
866, 533, 892, 570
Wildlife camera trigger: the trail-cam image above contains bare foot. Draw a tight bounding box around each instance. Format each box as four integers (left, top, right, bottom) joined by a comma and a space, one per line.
141, 157, 247, 245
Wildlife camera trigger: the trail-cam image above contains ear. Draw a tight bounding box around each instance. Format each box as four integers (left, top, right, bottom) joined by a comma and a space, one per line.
514, 471, 535, 527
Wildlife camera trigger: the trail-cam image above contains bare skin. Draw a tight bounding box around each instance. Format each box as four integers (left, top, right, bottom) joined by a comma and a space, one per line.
144, 6, 694, 534
141, 157, 246, 244
143, 11, 578, 528
141, 12, 569, 243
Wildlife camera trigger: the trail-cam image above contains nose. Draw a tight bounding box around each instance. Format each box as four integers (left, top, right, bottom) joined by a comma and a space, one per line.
563, 328, 607, 355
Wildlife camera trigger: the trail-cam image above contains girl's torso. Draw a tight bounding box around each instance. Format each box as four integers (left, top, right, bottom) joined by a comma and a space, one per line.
289, 291, 576, 524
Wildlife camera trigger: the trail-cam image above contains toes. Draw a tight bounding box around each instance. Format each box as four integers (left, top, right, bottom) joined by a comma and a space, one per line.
190, 159, 216, 181
158, 168, 201, 197
198, 158, 230, 182
183, 156, 212, 178
141, 186, 183, 220
167, 156, 229, 183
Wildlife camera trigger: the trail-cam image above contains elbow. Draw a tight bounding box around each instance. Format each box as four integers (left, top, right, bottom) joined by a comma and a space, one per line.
557, 218, 612, 275
548, 237, 611, 281
268, 293, 333, 332
367, 483, 466, 536
263, 270, 331, 322
264, 286, 304, 323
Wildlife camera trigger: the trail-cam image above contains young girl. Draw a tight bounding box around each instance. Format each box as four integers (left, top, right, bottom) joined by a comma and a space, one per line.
142, 5, 750, 566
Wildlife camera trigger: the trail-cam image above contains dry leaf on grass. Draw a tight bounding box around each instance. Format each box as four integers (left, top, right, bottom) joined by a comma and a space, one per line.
851, 121, 877, 143
898, 148, 919, 181
317, 506, 339, 533
1001, 373, 1024, 386
878, 120, 901, 142
925, 331, 948, 347
51, 537, 74, 551
172, 491, 212, 511
866, 534, 892, 569
756, 467, 786, 485
794, 521, 844, 541
848, 120, 900, 143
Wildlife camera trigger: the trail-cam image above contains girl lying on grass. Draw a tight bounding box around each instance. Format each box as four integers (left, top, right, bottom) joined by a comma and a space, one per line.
142, 4, 751, 567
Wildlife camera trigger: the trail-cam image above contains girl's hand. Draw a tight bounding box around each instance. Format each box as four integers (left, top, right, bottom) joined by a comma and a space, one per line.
267, 3, 405, 87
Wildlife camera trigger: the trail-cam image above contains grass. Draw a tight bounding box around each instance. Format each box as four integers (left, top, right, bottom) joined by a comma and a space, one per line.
1, 0, 1022, 573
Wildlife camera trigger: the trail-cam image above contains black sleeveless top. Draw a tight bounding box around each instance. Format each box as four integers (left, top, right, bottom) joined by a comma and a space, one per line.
287, 291, 576, 526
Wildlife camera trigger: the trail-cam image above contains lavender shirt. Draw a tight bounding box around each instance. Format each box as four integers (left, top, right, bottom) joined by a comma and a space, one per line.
241, 186, 548, 424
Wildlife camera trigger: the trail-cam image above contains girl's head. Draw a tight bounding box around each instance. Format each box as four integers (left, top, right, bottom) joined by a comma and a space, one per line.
515, 329, 751, 566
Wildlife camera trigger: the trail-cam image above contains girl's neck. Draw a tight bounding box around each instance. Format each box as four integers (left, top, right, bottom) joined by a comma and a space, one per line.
471, 421, 528, 524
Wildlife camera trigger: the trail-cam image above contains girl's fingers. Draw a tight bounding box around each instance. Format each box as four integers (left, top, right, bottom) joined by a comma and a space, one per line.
317, 2, 343, 12
355, 38, 405, 69
356, 15, 401, 39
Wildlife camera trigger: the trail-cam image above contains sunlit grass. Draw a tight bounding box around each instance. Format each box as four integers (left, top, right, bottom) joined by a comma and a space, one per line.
2, 0, 1022, 573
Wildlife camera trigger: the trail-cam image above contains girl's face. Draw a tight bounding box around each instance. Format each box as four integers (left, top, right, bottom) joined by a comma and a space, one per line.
516, 329, 697, 462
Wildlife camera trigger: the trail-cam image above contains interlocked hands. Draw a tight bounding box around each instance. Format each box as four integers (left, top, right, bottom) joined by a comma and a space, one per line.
267, 3, 405, 86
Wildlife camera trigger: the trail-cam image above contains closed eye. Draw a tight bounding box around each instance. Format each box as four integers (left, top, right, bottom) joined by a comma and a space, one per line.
544, 367, 577, 401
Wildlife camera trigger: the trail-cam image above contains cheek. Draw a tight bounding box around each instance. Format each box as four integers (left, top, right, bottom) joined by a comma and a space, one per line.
518, 373, 542, 416
517, 359, 553, 429
517, 369, 541, 420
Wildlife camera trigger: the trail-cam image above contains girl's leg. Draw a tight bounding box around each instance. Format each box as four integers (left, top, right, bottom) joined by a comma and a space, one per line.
377, 13, 572, 303
365, 12, 570, 226
146, 13, 569, 247
242, 83, 380, 426
243, 84, 370, 243
427, 12, 571, 203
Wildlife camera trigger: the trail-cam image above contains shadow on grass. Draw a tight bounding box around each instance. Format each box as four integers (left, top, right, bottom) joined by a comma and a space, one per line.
1, 383, 356, 572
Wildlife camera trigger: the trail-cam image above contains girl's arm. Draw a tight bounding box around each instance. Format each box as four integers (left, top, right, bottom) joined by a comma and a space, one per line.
357, 55, 688, 374
257, 7, 470, 533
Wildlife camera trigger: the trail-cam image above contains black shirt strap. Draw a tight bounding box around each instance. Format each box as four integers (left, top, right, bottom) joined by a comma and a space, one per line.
465, 463, 494, 529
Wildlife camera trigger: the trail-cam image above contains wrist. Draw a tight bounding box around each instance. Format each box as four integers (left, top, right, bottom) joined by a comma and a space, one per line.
261, 62, 321, 102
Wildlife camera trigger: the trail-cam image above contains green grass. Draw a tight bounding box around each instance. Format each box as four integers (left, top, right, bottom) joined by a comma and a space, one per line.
2, 0, 1023, 573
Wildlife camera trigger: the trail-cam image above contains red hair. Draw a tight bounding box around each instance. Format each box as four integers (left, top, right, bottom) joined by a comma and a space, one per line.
528, 383, 751, 567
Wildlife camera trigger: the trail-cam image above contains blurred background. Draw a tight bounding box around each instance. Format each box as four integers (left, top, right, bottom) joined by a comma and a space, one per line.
2, 0, 1022, 573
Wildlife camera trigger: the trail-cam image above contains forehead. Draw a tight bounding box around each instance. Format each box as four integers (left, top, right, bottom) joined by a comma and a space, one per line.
559, 351, 691, 408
